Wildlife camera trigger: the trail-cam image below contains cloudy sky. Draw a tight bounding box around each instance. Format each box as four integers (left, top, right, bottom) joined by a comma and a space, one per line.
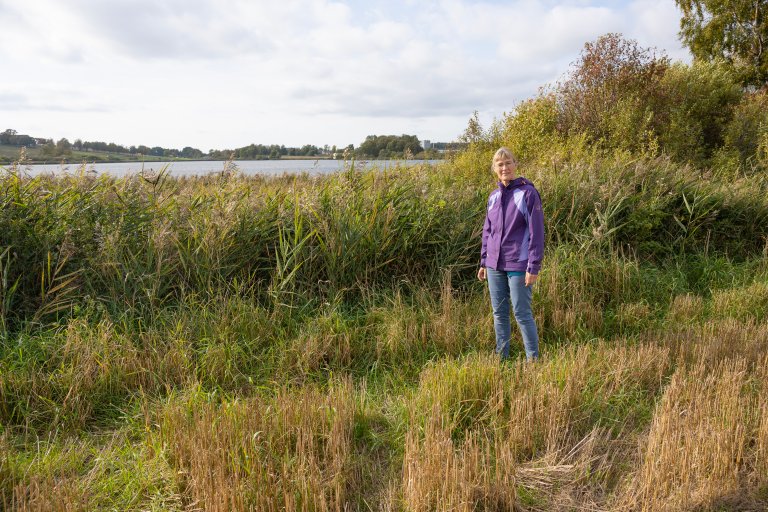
0, 0, 690, 151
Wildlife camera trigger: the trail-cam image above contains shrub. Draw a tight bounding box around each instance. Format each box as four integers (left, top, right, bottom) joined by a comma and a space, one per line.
555, 33, 670, 152
720, 89, 768, 174
658, 60, 742, 166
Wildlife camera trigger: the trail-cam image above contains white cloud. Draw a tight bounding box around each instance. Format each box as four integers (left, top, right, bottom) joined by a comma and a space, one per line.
0, 0, 693, 149
628, 0, 690, 61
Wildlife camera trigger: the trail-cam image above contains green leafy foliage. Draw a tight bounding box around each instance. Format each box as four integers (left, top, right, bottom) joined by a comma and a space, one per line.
555, 33, 670, 153
658, 61, 743, 165
356, 134, 423, 159
676, 0, 768, 86
482, 34, 764, 172
717, 89, 768, 174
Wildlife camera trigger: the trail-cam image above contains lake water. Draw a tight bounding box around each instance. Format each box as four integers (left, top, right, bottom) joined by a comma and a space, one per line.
10, 159, 440, 177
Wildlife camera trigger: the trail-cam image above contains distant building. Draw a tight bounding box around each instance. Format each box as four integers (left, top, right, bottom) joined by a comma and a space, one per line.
421, 140, 467, 153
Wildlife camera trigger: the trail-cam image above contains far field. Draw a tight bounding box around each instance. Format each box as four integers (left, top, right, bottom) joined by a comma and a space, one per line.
0, 144, 172, 166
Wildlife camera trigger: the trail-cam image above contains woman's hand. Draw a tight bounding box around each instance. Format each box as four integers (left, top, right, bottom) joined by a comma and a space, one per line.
525, 272, 538, 287
477, 267, 486, 281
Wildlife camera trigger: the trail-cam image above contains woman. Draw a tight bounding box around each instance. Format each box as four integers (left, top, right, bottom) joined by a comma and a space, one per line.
477, 147, 544, 361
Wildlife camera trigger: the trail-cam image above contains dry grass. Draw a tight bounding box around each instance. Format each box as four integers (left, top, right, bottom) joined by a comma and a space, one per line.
410, 316, 768, 511
373, 291, 432, 361
159, 377, 356, 512
652, 318, 768, 368
410, 353, 505, 442
12, 476, 89, 512
0, 318, 193, 431
1, 432, 13, 507
548, 300, 603, 336
402, 410, 516, 512
615, 301, 652, 330
6, 430, 183, 512
751, 358, 768, 494
622, 359, 761, 511
3, 309, 767, 511
372, 284, 495, 364
537, 248, 654, 338
279, 309, 355, 377
503, 342, 670, 461
711, 280, 768, 322
402, 341, 674, 510
666, 293, 704, 324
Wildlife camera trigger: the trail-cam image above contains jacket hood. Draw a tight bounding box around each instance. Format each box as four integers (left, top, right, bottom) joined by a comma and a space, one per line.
498, 177, 534, 190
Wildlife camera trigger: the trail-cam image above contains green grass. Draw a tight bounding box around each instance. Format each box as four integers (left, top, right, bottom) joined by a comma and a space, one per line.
0, 144, 174, 165
1, 151, 768, 510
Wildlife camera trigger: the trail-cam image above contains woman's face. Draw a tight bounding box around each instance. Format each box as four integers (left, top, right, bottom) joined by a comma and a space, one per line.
494, 156, 517, 184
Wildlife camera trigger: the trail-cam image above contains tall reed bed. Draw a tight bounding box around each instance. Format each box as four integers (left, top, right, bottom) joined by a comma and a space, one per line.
0, 164, 483, 326
2, 155, 767, 328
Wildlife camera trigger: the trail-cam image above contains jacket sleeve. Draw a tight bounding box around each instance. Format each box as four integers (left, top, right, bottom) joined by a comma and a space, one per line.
480, 210, 490, 268
525, 188, 545, 275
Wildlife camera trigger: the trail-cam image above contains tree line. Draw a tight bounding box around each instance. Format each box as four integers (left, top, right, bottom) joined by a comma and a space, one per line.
1, 129, 437, 161
0, 129, 37, 147
208, 143, 351, 160
0, 131, 207, 159
356, 134, 423, 158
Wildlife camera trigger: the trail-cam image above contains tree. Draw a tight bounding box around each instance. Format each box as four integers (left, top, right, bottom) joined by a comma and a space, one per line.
55, 138, 72, 156
41, 141, 56, 157
0, 129, 17, 144
459, 110, 484, 144
676, 0, 768, 86
1, 129, 36, 147
555, 33, 669, 148
180, 146, 203, 159
658, 61, 742, 164
357, 134, 423, 158
299, 144, 319, 156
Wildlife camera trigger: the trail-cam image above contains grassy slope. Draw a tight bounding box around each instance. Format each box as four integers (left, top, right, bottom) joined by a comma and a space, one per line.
1, 157, 767, 511
0, 144, 175, 165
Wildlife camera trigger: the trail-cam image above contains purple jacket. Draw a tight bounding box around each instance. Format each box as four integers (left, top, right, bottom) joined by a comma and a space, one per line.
480, 177, 545, 274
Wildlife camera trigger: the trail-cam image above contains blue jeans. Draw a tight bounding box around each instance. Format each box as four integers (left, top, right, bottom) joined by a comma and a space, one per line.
487, 268, 539, 360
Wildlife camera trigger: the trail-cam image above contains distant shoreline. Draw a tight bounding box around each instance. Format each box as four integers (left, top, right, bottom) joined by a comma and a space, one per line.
13, 158, 443, 177
1, 153, 445, 167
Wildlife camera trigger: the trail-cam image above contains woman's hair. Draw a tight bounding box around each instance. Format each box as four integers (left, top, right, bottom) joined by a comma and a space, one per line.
492, 147, 517, 169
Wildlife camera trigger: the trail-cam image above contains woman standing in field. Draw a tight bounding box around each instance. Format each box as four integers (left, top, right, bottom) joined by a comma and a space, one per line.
477, 147, 544, 361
